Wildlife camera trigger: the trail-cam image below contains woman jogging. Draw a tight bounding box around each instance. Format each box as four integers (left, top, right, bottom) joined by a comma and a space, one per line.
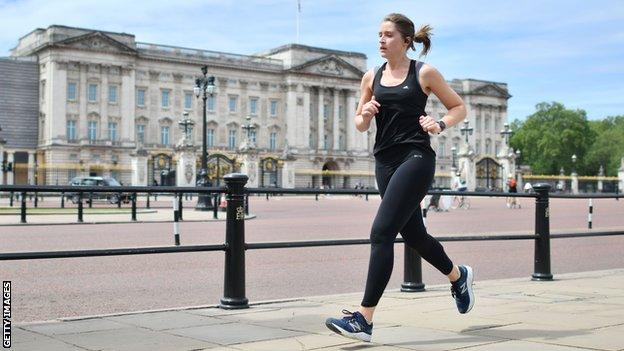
325, 13, 475, 342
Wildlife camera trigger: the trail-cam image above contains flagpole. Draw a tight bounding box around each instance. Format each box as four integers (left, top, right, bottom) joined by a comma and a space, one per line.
296, 0, 300, 43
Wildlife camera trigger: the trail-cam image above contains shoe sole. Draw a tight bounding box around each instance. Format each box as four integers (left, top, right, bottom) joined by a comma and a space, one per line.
463, 265, 475, 313
325, 321, 371, 342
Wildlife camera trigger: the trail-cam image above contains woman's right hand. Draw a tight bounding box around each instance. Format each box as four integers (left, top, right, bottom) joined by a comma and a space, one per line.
362, 96, 380, 120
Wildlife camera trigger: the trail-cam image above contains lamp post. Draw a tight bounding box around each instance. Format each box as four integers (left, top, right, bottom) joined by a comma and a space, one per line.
515, 149, 521, 171
241, 116, 257, 150
194, 65, 215, 211
460, 120, 473, 145
571, 154, 577, 174
500, 123, 513, 146
178, 111, 195, 146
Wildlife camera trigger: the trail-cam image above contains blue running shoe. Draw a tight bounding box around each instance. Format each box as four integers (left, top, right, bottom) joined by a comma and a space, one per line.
451, 265, 475, 314
325, 309, 373, 342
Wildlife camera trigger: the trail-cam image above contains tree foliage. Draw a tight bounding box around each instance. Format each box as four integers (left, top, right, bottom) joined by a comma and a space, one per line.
509, 102, 596, 175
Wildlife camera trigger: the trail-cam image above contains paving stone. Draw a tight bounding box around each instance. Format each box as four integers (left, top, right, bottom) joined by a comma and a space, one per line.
105, 310, 229, 331
167, 322, 305, 346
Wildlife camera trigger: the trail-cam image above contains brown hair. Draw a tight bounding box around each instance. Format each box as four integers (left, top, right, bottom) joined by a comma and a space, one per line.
382, 13, 432, 57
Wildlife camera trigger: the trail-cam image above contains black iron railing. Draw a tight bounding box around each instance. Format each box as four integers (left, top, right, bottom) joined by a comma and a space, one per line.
1, 175, 623, 309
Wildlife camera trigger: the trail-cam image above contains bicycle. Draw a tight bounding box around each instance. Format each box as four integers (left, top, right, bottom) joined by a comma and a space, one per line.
451, 195, 470, 210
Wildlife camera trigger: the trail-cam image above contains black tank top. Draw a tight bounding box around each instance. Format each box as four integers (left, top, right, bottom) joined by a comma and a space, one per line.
371, 60, 435, 157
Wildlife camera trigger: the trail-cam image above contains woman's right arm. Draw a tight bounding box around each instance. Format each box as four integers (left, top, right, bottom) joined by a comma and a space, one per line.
354, 70, 380, 132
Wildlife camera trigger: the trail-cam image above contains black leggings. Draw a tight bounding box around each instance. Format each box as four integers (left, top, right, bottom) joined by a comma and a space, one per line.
361, 146, 454, 307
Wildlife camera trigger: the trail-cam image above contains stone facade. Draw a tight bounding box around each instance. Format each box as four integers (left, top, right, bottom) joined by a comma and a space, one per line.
6, 25, 511, 188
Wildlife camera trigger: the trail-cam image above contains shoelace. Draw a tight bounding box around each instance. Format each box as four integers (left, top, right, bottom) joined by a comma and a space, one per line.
341, 309, 356, 319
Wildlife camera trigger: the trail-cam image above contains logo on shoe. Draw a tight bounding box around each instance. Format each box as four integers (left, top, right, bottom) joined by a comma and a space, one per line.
349, 321, 362, 332
460, 282, 468, 295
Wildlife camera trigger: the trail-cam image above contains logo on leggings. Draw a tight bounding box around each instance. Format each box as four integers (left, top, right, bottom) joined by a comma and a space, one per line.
413, 154, 422, 158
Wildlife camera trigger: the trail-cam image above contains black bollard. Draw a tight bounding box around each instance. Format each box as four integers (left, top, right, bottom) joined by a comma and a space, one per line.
88, 192, 93, 208
173, 196, 180, 246
9, 192, 13, 207
146, 193, 150, 208
532, 183, 553, 281
401, 245, 425, 292
34, 192, 38, 208
117, 192, 122, 208
131, 193, 137, 221
20, 192, 27, 223
178, 193, 183, 221
77, 192, 84, 223
213, 193, 219, 220
61, 192, 65, 208
220, 173, 249, 309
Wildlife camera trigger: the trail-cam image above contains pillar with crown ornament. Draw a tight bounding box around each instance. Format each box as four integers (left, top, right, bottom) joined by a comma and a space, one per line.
238, 116, 260, 188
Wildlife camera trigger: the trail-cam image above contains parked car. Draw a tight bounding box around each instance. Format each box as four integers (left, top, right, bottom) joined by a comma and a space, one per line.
67, 176, 130, 204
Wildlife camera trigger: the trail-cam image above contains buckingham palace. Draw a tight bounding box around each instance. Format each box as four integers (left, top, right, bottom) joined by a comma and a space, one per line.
0, 25, 513, 190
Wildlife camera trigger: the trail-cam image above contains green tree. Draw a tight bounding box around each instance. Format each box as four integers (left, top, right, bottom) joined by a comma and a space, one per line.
509, 102, 595, 175
586, 116, 624, 176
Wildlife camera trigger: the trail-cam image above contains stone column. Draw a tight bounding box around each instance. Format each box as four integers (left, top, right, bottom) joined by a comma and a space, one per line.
346, 90, 357, 151
317, 87, 324, 150
6, 152, 14, 185
571, 171, 579, 194
131, 150, 148, 186
79, 63, 88, 139
302, 85, 311, 150
238, 151, 260, 188
121, 67, 135, 144
101, 65, 109, 138
281, 160, 296, 188
517, 170, 524, 193
27, 152, 36, 185
176, 146, 197, 187
597, 165, 604, 193
333, 89, 340, 151
51, 61, 68, 144
458, 144, 476, 191
286, 83, 298, 150
497, 146, 512, 191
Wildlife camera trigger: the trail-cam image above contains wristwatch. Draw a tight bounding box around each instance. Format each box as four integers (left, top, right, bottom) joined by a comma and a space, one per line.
437, 120, 446, 133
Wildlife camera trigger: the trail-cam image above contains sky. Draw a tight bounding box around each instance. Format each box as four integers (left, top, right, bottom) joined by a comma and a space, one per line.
1, 0, 623, 121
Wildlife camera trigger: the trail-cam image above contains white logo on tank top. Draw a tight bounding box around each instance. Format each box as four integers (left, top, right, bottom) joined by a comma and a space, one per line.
402, 85, 409, 90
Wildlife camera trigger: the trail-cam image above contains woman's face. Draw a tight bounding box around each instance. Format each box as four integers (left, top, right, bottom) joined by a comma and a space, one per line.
378, 21, 409, 58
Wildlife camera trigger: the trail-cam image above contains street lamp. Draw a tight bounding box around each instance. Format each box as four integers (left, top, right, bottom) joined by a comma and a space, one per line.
515, 149, 521, 170
194, 65, 216, 211
571, 154, 577, 174
460, 120, 473, 144
500, 123, 513, 146
178, 111, 195, 146
241, 116, 257, 150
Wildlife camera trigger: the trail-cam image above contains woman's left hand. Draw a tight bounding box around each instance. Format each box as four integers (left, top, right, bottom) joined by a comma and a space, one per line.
419, 115, 441, 134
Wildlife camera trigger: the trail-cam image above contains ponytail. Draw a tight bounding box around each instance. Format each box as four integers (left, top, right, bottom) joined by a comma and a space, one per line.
413, 24, 432, 57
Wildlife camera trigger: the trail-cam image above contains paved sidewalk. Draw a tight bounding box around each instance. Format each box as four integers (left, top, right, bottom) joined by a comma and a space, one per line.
10, 269, 624, 350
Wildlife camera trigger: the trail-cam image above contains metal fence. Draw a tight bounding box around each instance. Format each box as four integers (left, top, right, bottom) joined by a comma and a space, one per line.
1, 174, 623, 310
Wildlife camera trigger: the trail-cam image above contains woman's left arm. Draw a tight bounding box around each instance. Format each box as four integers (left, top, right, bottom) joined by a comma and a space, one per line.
418, 65, 467, 134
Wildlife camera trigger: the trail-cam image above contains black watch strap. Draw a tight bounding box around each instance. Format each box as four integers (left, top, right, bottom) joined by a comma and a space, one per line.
437, 120, 447, 133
